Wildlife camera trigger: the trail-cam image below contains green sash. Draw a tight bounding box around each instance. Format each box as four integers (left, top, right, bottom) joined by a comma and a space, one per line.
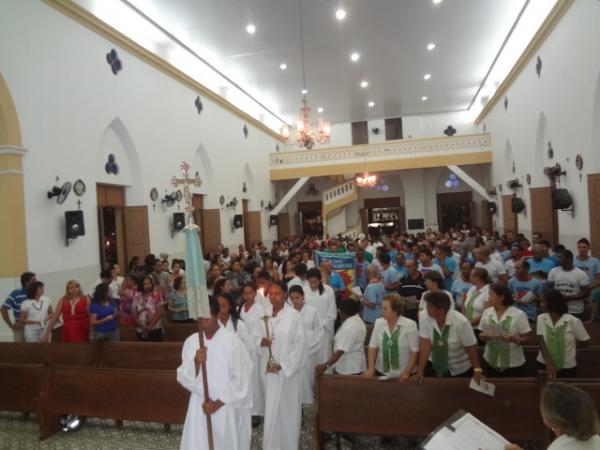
487, 316, 512, 371
465, 290, 480, 321
382, 327, 400, 373
431, 325, 450, 377
545, 323, 567, 370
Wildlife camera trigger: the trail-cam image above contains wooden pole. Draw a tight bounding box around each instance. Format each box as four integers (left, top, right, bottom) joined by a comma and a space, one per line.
197, 319, 215, 450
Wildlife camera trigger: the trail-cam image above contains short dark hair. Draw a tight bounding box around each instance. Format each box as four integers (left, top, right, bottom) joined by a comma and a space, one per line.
424, 290, 451, 311
256, 270, 272, 281
26, 281, 44, 299
423, 271, 445, 290
294, 263, 308, 277
20, 272, 36, 288
92, 282, 110, 304
288, 285, 305, 297
268, 280, 288, 295
471, 267, 491, 284
577, 238, 591, 247
520, 259, 530, 270
379, 253, 391, 265
173, 275, 184, 291
209, 296, 220, 316
100, 268, 113, 279
558, 249, 574, 261
543, 288, 568, 315
419, 249, 433, 259
340, 299, 360, 316
489, 283, 514, 306
538, 239, 550, 247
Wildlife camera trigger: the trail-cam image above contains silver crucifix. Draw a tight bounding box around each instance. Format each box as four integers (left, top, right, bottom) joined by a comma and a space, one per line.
171, 161, 202, 228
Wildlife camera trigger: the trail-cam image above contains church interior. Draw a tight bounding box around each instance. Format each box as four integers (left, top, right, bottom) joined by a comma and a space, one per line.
2, 0, 600, 449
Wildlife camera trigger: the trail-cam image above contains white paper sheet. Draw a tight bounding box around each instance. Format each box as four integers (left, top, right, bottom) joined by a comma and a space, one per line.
424, 412, 509, 450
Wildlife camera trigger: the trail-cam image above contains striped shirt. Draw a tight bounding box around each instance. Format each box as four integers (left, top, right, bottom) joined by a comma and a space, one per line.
2, 288, 27, 321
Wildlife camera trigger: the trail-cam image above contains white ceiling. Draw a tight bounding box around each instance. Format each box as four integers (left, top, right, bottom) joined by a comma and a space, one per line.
94, 0, 528, 124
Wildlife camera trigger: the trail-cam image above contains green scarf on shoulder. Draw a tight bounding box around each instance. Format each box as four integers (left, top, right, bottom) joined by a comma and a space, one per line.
431, 325, 450, 377
382, 327, 400, 373
545, 322, 567, 370
487, 316, 512, 371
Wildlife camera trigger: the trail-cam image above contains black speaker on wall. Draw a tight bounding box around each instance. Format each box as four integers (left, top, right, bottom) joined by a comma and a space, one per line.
487, 201, 497, 214
511, 197, 526, 214
65, 210, 85, 238
269, 215, 278, 226
552, 188, 573, 210
233, 214, 244, 229
172, 212, 185, 236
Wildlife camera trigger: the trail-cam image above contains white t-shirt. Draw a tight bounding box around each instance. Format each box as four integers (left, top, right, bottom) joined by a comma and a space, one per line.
478, 306, 531, 368
333, 315, 367, 375
418, 290, 455, 312
20, 296, 51, 330
419, 309, 478, 376
368, 316, 418, 377
463, 284, 491, 325
548, 435, 600, 450
475, 259, 507, 283
418, 263, 444, 277
547, 266, 590, 314
536, 313, 590, 369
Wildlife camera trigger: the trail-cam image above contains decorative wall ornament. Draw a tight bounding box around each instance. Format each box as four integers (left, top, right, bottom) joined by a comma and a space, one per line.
535, 56, 543, 78
444, 173, 460, 188
73, 179, 86, 197
150, 188, 159, 202
194, 96, 203, 114
503, 96, 509, 111
511, 161, 516, 174
498, 184, 503, 193
547, 142, 554, 159
443, 125, 457, 137
243, 124, 249, 138
242, 182, 247, 193
575, 154, 584, 171
526, 174, 531, 185
175, 190, 183, 203
219, 195, 225, 207
106, 49, 123, 75
105, 154, 119, 175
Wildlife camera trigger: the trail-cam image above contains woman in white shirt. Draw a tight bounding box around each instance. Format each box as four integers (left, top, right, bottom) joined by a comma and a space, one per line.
316, 299, 366, 376
20, 281, 52, 342
418, 271, 455, 313
506, 383, 600, 450
537, 289, 590, 379
305, 268, 338, 363
478, 283, 532, 377
463, 267, 492, 331
289, 285, 324, 405
363, 294, 418, 382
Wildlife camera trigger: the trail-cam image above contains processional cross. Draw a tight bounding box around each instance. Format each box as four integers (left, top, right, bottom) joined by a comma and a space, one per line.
170, 161, 202, 228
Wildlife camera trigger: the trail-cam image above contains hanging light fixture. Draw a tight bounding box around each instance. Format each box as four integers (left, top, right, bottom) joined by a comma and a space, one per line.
281, 0, 331, 149
355, 151, 377, 188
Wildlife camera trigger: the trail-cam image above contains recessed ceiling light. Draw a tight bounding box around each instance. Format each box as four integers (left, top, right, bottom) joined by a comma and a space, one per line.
246, 24, 256, 34
317, 107, 324, 113
427, 43, 436, 51
335, 8, 347, 21
424, 73, 431, 80
350, 52, 360, 62
280, 63, 287, 70
432, 0, 443, 4
301, 89, 308, 94
360, 80, 369, 88
368, 101, 375, 107
422, 96, 428, 101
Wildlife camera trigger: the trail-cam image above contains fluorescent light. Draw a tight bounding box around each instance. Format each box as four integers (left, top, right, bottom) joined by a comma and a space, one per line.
279, 63, 287, 70
368, 101, 375, 107
350, 52, 360, 62
422, 96, 428, 101
301, 89, 308, 94
433, 0, 443, 4
423, 73, 431, 80
317, 107, 324, 113
246, 24, 256, 34
427, 43, 436, 51
360, 80, 369, 88
335, 8, 347, 21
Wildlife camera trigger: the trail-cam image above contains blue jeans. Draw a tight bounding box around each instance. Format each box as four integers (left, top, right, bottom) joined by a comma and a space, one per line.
93, 329, 120, 342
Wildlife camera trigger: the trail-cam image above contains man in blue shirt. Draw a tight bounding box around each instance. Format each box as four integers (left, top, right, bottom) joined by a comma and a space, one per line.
1, 271, 36, 342
508, 260, 542, 323
362, 265, 385, 324
528, 243, 556, 282
380, 253, 400, 295
393, 252, 408, 279
575, 238, 600, 290
355, 249, 369, 292
433, 245, 456, 291
450, 261, 473, 307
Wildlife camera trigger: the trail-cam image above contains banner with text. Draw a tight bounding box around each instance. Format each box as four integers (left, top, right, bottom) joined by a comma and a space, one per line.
315, 251, 357, 299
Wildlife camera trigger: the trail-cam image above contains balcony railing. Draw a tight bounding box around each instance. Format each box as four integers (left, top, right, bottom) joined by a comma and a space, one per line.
323, 180, 356, 207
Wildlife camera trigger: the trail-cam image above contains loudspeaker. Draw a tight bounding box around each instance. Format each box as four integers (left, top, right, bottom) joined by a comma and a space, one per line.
173, 212, 185, 231
233, 214, 244, 228
511, 197, 526, 214
269, 215, 278, 226
553, 188, 573, 210
65, 210, 85, 238
487, 201, 497, 214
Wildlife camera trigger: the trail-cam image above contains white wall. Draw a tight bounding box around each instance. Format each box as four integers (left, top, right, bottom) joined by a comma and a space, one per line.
0, 0, 280, 338
482, 0, 600, 250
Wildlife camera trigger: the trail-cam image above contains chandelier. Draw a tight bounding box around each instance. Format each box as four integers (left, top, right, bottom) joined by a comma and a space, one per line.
281, 0, 331, 150
356, 172, 377, 188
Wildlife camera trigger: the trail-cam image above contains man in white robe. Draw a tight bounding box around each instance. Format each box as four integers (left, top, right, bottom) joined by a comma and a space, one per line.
177, 297, 253, 450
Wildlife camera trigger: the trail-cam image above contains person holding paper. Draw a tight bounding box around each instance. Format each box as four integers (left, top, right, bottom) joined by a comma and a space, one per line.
362, 294, 419, 382
411, 290, 484, 382
505, 383, 600, 450
478, 283, 533, 377
536, 289, 590, 379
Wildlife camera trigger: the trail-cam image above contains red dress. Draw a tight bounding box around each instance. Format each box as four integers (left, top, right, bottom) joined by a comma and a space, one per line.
61, 297, 90, 342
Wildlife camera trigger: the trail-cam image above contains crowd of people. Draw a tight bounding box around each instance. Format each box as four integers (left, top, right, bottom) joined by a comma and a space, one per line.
2, 227, 600, 449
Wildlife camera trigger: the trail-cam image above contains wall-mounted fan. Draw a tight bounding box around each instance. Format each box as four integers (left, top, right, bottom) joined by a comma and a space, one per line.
47, 180, 72, 205
162, 192, 177, 208
226, 197, 238, 209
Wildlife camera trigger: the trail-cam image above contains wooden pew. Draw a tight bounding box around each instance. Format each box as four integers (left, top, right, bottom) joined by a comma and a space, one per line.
36, 365, 190, 440
314, 375, 545, 449
164, 323, 197, 341
0, 363, 45, 413
0, 342, 98, 366
98, 341, 183, 371
585, 322, 600, 346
